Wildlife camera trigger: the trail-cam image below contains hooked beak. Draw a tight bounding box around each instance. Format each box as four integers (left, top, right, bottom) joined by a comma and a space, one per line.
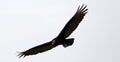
52, 40, 56, 45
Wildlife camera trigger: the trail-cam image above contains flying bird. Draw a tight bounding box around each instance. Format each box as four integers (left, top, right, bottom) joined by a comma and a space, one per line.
18, 4, 88, 58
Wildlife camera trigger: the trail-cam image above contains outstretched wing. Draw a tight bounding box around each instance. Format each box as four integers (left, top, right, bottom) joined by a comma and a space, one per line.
18, 41, 57, 58
58, 4, 88, 38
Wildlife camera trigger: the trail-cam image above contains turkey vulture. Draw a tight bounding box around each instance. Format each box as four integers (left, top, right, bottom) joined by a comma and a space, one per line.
18, 4, 88, 58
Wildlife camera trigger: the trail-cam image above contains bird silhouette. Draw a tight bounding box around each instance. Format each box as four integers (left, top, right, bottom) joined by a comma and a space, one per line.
18, 4, 88, 58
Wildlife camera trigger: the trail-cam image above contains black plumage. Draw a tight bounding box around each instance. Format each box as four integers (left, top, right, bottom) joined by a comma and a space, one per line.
18, 4, 88, 58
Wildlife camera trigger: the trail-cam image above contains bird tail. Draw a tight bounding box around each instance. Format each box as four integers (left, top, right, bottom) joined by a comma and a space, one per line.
63, 38, 74, 48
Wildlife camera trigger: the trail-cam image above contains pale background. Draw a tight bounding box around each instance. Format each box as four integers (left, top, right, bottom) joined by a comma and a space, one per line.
0, 0, 120, 62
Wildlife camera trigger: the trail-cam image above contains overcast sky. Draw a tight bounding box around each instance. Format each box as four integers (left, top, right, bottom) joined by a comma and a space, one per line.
0, 0, 120, 62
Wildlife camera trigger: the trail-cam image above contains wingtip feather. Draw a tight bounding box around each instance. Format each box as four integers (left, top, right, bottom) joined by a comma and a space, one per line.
77, 4, 88, 14
17, 52, 26, 58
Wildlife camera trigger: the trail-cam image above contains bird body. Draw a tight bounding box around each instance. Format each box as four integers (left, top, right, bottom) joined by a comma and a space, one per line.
51, 37, 74, 47
18, 4, 88, 58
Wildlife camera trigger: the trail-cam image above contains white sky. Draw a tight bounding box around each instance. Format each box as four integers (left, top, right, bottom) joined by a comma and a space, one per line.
0, 0, 120, 62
